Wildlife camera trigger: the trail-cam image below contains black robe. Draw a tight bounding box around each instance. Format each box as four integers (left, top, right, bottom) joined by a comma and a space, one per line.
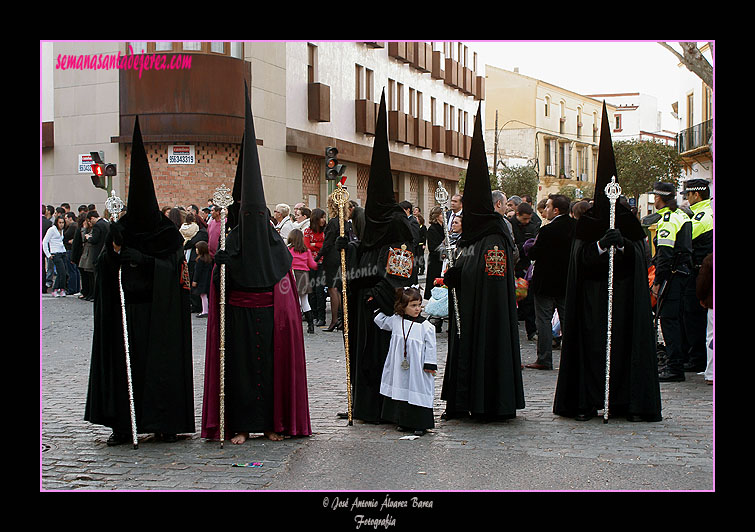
553, 237, 662, 421
441, 230, 525, 420
84, 236, 195, 436
423, 222, 445, 300
348, 236, 418, 423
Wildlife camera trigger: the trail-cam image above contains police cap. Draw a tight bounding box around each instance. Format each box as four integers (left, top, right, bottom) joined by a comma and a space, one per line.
652, 182, 676, 198
682, 178, 710, 194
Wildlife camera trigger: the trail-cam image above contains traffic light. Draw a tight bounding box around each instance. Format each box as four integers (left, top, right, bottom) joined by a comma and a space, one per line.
91, 162, 106, 189
89, 151, 116, 191
325, 146, 346, 180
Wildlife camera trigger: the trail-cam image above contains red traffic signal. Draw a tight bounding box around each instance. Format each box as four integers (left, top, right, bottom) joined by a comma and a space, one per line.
90, 163, 107, 189
325, 146, 346, 180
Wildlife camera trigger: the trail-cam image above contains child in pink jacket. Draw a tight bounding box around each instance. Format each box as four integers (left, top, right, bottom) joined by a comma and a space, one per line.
288, 229, 318, 333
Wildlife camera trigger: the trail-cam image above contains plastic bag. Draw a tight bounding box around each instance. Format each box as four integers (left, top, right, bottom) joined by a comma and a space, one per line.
515, 277, 528, 302
425, 286, 449, 318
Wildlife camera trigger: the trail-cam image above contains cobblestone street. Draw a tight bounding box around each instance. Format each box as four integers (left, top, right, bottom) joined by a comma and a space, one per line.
41, 291, 714, 493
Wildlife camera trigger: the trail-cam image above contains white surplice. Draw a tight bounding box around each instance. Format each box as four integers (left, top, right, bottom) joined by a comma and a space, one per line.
374, 312, 437, 409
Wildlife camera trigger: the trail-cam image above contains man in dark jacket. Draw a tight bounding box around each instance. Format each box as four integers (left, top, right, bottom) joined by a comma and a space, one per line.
524, 194, 575, 369
42, 205, 53, 293
510, 202, 539, 340
85, 210, 110, 265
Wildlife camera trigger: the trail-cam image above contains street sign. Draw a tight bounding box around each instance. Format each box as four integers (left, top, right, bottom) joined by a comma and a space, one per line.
79, 154, 94, 173
168, 145, 195, 165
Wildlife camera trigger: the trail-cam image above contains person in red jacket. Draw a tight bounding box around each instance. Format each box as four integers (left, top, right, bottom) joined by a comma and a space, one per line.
304, 208, 327, 326
696, 252, 713, 385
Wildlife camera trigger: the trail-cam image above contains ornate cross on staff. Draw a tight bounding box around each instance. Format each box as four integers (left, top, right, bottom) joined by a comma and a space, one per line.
212, 183, 234, 446
435, 181, 461, 337
105, 190, 138, 449
603, 175, 622, 424
331, 183, 353, 426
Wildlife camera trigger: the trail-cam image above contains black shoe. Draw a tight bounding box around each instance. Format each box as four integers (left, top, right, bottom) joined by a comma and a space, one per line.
658, 370, 685, 382
575, 411, 596, 421
683, 362, 706, 372
414, 430, 426, 436
160, 433, 178, 443
314, 319, 326, 327
106, 432, 131, 446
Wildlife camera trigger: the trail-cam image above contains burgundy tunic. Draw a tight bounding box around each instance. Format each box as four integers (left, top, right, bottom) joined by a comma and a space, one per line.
201, 269, 312, 439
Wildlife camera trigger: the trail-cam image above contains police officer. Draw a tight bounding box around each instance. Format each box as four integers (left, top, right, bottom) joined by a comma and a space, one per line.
681, 178, 713, 373
651, 182, 693, 382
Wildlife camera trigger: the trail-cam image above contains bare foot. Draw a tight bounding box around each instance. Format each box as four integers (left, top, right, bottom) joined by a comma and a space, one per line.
264, 431, 284, 441
230, 432, 249, 445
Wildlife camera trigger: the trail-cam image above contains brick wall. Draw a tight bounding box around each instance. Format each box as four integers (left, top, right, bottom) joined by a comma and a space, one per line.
124, 142, 240, 209
356, 165, 369, 206
409, 174, 419, 208
301, 155, 321, 207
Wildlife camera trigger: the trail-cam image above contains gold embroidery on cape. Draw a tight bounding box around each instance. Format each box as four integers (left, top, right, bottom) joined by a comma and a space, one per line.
386, 244, 414, 278
484, 245, 507, 277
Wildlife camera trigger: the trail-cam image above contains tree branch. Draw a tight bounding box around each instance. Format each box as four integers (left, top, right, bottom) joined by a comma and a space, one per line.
658, 42, 713, 90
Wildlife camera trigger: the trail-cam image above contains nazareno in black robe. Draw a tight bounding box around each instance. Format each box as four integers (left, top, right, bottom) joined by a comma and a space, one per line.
84, 226, 195, 436
441, 222, 525, 420
348, 214, 418, 424
552, 233, 662, 421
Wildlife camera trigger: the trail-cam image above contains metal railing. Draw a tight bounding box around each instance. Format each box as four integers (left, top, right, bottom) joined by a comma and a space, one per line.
677, 119, 713, 154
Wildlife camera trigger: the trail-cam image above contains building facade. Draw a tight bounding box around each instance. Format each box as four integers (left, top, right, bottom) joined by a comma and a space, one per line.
483, 65, 613, 204
587, 92, 678, 217
41, 41, 485, 218
674, 43, 713, 198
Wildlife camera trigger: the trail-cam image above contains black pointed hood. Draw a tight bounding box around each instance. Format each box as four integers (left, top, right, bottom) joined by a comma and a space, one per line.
118, 116, 182, 256
361, 88, 413, 249
459, 103, 508, 246
125, 116, 161, 231
224, 81, 292, 288
576, 101, 644, 242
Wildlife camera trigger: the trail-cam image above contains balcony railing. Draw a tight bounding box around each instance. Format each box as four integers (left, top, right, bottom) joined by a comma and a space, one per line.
677, 119, 713, 154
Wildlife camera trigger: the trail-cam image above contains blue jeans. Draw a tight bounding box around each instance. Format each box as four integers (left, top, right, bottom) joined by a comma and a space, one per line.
66, 250, 80, 294
50, 253, 69, 291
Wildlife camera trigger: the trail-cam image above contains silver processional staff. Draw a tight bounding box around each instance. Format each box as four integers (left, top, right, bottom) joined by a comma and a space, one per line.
105, 190, 138, 449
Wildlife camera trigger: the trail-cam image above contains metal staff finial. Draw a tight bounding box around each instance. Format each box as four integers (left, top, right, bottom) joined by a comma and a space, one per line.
105, 189, 125, 221
332, 183, 354, 426
212, 183, 234, 447
603, 175, 622, 424
107, 189, 138, 448
435, 181, 461, 337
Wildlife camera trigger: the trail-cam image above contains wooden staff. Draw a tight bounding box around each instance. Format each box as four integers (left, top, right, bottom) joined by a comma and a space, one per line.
105, 190, 138, 449
603, 175, 622, 424
435, 181, 461, 337
331, 183, 353, 425
212, 184, 234, 446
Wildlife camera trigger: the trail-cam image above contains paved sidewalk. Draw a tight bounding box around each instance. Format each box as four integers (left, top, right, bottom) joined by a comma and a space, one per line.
40, 290, 714, 492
